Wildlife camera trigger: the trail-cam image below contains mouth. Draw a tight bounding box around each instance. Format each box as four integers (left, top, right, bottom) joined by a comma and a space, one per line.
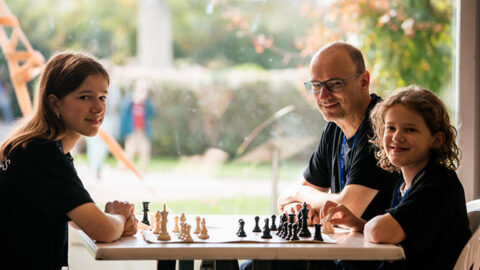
320, 101, 339, 109
86, 118, 102, 125
389, 145, 409, 153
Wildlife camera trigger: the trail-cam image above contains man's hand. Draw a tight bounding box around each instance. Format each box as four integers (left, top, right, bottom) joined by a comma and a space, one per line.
320, 200, 366, 232
282, 202, 320, 226
277, 184, 300, 212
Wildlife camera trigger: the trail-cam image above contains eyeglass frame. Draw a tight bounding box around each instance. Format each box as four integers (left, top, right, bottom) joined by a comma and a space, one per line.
304, 72, 364, 94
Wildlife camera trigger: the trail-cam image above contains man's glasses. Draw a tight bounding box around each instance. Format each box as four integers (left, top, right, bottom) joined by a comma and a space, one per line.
304, 72, 363, 94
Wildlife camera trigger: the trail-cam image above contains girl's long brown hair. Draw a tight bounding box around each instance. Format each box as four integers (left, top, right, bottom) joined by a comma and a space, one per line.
0, 52, 109, 160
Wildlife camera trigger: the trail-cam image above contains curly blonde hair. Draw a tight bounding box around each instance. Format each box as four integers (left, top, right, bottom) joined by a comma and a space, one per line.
370, 85, 460, 173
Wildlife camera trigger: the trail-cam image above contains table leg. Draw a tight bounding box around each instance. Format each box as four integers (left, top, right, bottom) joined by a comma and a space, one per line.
157, 260, 176, 270
179, 260, 194, 270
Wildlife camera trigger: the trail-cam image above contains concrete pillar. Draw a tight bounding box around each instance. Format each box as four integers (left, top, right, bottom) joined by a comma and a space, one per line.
137, 0, 173, 68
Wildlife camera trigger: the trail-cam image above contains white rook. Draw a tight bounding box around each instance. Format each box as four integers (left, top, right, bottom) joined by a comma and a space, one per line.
137, 0, 173, 68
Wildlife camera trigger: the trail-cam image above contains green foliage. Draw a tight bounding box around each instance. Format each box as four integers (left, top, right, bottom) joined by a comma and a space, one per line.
353, 0, 453, 94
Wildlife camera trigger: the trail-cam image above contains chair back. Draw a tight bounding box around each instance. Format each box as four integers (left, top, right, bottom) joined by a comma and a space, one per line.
467, 199, 480, 233
454, 226, 480, 270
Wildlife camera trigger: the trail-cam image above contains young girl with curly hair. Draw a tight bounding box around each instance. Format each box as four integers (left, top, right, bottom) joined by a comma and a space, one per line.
321, 85, 471, 269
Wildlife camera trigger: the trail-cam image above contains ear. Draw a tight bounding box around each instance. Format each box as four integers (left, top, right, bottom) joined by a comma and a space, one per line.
359, 70, 370, 93
47, 94, 60, 115
432, 131, 445, 148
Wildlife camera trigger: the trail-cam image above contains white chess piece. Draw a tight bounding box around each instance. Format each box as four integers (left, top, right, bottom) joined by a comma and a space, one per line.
172, 216, 180, 233
153, 210, 161, 234
157, 204, 171, 241
198, 218, 210, 240
194, 216, 201, 234
183, 224, 194, 243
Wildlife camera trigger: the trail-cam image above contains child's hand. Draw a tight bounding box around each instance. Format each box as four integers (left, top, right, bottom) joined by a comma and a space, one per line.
320, 200, 366, 232
122, 213, 138, 236
105, 200, 134, 220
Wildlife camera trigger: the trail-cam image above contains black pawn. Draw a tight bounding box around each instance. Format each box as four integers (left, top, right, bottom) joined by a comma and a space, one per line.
261, 219, 272, 239
142, 201, 150, 226
281, 222, 289, 238
270, 215, 277, 231
313, 223, 323, 241
252, 216, 261, 232
290, 224, 299, 241
237, 219, 247, 237
286, 223, 294, 240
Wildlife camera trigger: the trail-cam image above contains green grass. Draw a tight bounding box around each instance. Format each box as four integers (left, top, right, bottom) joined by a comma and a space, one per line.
75, 154, 305, 181
134, 196, 271, 215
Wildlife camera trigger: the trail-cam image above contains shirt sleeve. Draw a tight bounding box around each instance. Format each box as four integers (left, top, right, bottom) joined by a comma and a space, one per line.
303, 127, 331, 188
35, 144, 93, 224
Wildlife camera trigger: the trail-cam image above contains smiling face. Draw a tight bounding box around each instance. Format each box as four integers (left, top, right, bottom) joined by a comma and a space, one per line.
309, 49, 367, 124
49, 74, 109, 143
383, 104, 442, 178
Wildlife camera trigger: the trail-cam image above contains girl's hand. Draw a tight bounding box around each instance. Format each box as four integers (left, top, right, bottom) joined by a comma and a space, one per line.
320, 200, 366, 232
105, 200, 134, 221
122, 214, 138, 236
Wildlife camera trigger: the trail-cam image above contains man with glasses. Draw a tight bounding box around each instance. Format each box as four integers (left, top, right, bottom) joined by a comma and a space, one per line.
240, 41, 398, 270
277, 41, 398, 227
240, 41, 399, 270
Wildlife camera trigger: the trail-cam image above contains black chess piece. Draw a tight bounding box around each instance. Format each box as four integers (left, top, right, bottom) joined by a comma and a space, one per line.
142, 201, 150, 226
288, 213, 296, 224
270, 214, 277, 231
237, 219, 247, 237
313, 223, 323, 241
281, 222, 289, 238
252, 216, 261, 232
290, 224, 299, 241
261, 218, 272, 239
277, 214, 287, 236
286, 223, 294, 240
298, 203, 311, 237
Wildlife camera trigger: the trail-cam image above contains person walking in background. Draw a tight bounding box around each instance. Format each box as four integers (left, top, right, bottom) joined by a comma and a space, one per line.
120, 79, 155, 172
0, 79, 14, 124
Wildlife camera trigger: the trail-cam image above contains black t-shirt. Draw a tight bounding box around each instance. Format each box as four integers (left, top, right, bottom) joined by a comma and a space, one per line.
303, 94, 400, 220
384, 165, 471, 270
0, 139, 93, 270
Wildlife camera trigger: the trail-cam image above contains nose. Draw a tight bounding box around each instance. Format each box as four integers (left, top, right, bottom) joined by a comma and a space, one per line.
392, 130, 404, 142
91, 99, 105, 114
314, 85, 332, 100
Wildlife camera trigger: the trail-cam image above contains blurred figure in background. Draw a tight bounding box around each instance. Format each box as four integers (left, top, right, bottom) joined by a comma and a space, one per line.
119, 79, 155, 172
0, 79, 14, 124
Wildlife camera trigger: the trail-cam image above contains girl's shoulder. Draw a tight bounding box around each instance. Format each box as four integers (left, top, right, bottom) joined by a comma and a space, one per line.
10, 139, 61, 160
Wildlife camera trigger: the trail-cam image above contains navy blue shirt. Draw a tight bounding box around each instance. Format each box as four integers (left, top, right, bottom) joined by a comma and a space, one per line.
384, 165, 471, 269
0, 139, 93, 269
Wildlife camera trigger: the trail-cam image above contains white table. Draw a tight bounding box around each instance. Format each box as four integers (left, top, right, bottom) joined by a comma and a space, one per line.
76, 215, 405, 269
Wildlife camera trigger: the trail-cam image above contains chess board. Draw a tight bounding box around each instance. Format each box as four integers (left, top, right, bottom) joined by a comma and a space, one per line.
141, 215, 336, 244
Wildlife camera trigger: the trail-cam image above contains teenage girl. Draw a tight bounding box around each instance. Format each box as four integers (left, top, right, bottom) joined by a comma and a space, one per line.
0, 52, 137, 269
321, 85, 471, 269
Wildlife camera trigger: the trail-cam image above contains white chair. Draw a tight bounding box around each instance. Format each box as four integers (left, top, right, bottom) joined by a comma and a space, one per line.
467, 199, 480, 233
453, 226, 480, 270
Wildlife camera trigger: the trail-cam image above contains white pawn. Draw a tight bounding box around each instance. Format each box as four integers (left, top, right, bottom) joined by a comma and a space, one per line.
198, 218, 210, 240
194, 216, 201, 234
183, 224, 194, 243
172, 216, 180, 233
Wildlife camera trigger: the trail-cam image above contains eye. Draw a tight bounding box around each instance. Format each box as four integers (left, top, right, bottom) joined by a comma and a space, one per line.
99, 96, 108, 102
385, 126, 395, 131
311, 82, 322, 89
406, 128, 416, 132
79, 96, 89, 100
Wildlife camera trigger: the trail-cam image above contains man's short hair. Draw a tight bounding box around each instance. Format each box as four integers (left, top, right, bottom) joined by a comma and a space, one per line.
313, 41, 366, 73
